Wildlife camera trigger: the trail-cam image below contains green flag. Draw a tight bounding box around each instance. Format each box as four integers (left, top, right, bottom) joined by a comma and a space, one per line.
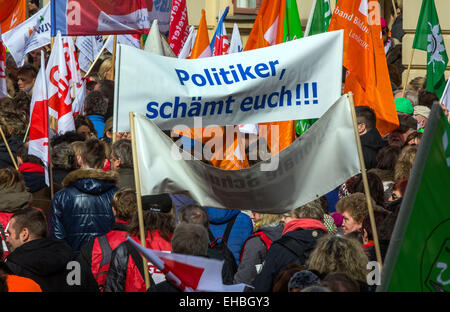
305, 0, 332, 36
412, 0, 448, 98
379, 105, 450, 292
283, 0, 303, 42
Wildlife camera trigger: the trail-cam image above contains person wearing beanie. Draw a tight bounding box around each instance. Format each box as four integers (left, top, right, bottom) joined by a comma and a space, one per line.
413, 105, 430, 133
288, 270, 321, 292
395, 98, 414, 116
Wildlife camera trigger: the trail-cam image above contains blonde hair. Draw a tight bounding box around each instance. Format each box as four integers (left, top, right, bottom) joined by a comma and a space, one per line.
71, 141, 84, 158
394, 145, 418, 181
0, 167, 26, 191
254, 213, 284, 229
407, 76, 426, 93
98, 56, 113, 80
306, 235, 369, 282
285, 200, 324, 221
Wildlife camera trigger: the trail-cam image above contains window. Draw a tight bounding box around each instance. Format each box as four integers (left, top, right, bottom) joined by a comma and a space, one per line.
233, 0, 262, 14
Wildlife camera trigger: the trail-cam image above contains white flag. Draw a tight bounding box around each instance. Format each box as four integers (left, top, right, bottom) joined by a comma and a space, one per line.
127, 237, 248, 292
442, 78, 450, 112
132, 94, 360, 214
144, 19, 176, 56
2, 4, 51, 67
76, 35, 103, 72
0, 30, 7, 99
178, 26, 195, 59
229, 23, 243, 54
105, 34, 140, 54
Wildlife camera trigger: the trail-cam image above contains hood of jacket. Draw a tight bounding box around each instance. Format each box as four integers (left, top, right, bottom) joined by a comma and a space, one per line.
7, 238, 74, 276
206, 207, 240, 225
0, 185, 33, 212
258, 223, 284, 242
19, 163, 46, 193
361, 128, 387, 152
282, 218, 328, 235
62, 168, 119, 195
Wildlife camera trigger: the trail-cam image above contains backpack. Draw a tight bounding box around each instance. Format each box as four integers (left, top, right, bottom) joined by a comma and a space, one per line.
207, 215, 238, 285
239, 231, 273, 263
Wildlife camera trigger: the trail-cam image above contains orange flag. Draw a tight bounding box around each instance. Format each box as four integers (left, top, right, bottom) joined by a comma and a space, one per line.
189, 9, 211, 59
0, 0, 26, 33
328, 0, 398, 136
245, 0, 295, 154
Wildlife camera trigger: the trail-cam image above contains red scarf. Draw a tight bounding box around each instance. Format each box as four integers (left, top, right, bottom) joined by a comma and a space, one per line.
18, 162, 45, 174
362, 240, 374, 249
282, 219, 328, 235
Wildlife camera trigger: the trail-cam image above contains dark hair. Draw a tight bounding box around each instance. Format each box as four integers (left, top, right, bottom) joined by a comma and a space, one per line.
355, 106, 376, 131
17, 142, 44, 166
50, 131, 87, 147
361, 210, 391, 241
418, 89, 439, 109
376, 145, 401, 171
321, 272, 360, 292
84, 90, 108, 116
80, 138, 105, 168
111, 139, 133, 169
96, 80, 114, 105
392, 178, 408, 196
171, 223, 209, 256
177, 204, 210, 228
272, 263, 306, 292
17, 65, 37, 79
405, 131, 423, 146
0, 111, 27, 137
111, 188, 136, 222
351, 173, 386, 208
74, 115, 97, 137
128, 209, 175, 243
12, 91, 32, 115
11, 208, 47, 239
51, 142, 77, 170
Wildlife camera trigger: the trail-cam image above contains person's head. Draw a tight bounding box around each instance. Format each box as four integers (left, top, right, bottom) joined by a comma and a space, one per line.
94, 80, 114, 105
388, 64, 401, 90
28, 0, 40, 15
388, 178, 408, 202
394, 89, 418, 107
388, 114, 417, 146
250, 211, 283, 230
0, 167, 27, 192
306, 235, 369, 282
177, 204, 209, 228
336, 192, 372, 235
413, 105, 430, 130
394, 145, 418, 181
321, 272, 361, 292
111, 188, 136, 222
351, 172, 385, 208
381, 17, 389, 45
16, 142, 44, 167
51, 143, 77, 171
0, 112, 27, 138
110, 139, 133, 170
50, 131, 87, 147
12, 91, 31, 115
84, 90, 108, 116
98, 57, 113, 81
282, 200, 324, 224
70, 141, 84, 167
361, 210, 391, 244
375, 144, 401, 171
74, 115, 97, 140
171, 223, 209, 257
405, 131, 423, 146
79, 138, 106, 169
418, 89, 439, 109
28, 48, 42, 67
395, 98, 414, 116
288, 270, 321, 292
6, 208, 47, 252
17, 65, 37, 92
272, 263, 306, 292
355, 106, 376, 135
407, 76, 426, 93
103, 117, 113, 142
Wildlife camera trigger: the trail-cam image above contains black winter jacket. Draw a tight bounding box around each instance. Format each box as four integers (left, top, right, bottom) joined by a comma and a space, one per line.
49, 169, 118, 253
360, 128, 388, 170
0, 135, 21, 169
252, 227, 326, 292
6, 238, 97, 292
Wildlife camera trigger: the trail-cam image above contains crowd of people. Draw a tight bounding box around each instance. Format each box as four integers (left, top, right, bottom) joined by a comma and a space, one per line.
0, 0, 449, 293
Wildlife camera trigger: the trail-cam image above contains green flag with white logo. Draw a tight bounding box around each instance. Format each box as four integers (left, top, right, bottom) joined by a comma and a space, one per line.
305, 0, 332, 36
379, 104, 450, 292
412, 0, 448, 98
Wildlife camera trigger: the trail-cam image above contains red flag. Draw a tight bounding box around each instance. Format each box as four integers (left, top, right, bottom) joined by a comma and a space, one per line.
168, 0, 190, 56
29, 50, 49, 185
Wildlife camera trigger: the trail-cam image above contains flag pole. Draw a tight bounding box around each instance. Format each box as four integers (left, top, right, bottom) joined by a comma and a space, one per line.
304, 0, 318, 37
129, 112, 151, 290
83, 37, 109, 78
111, 35, 118, 143
402, 49, 415, 97
140, 35, 144, 50
23, 122, 30, 143
0, 127, 18, 170
347, 92, 383, 271
391, 0, 398, 19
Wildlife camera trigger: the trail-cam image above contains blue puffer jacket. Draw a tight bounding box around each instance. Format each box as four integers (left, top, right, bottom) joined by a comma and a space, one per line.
49, 169, 118, 253
206, 207, 253, 266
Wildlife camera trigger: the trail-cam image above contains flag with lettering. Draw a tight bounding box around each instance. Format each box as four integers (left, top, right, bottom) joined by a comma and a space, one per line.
2, 4, 51, 67
412, 0, 448, 98
210, 7, 230, 56
229, 23, 243, 54
168, 0, 190, 56
0, 0, 26, 33
305, 0, 332, 36
51, 0, 172, 36
380, 105, 450, 292
177, 26, 195, 59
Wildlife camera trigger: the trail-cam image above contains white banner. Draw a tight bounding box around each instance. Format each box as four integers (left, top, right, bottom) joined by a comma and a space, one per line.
115, 30, 344, 133
133, 94, 360, 214
2, 4, 51, 67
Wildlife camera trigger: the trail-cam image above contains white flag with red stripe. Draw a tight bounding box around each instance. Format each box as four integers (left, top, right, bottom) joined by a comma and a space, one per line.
0, 28, 8, 99
28, 50, 49, 185
127, 237, 248, 292
46, 31, 75, 134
